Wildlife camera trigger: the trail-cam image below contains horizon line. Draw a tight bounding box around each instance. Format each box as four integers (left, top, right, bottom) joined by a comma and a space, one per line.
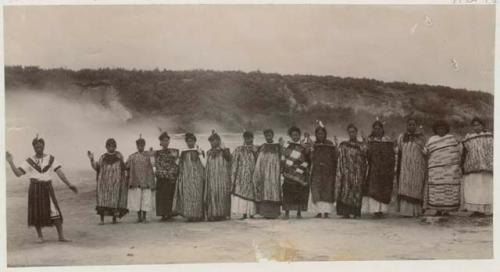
4, 64, 488, 94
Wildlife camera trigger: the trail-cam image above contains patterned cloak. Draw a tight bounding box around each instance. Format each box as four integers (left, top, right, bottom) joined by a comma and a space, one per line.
205, 148, 232, 219
364, 136, 396, 204
155, 148, 179, 216
126, 152, 155, 189
155, 148, 180, 180
396, 132, 427, 204
282, 142, 310, 211
231, 145, 259, 201
309, 140, 337, 203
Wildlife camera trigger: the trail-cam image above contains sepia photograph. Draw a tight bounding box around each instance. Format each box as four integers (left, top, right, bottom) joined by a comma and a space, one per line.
1, 1, 496, 270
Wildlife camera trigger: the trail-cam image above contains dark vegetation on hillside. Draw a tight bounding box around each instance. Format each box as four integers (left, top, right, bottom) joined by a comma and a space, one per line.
5, 66, 493, 135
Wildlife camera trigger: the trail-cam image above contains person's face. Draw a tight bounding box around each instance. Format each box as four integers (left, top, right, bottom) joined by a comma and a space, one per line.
372, 125, 384, 137
348, 128, 357, 140
210, 138, 221, 148
106, 143, 116, 153
186, 138, 196, 149
316, 129, 326, 141
436, 126, 447, 137
290, 131, 301, 142
244, 136, 254, 145
407, 120, 417, 133
472, 121, 484, 134
136, 142, 145, 152
264, 132, 274, 143
33, 142, 44, 155
160, 137, 170, 149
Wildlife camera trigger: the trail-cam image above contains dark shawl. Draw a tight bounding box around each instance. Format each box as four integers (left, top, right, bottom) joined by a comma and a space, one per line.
310, 140, 337, 203
364, 136, 396, 204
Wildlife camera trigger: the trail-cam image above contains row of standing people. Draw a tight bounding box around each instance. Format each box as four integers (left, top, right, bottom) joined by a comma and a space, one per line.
87, 116, 493, 224
335, 117, 493, 219
5, 115, 492, 243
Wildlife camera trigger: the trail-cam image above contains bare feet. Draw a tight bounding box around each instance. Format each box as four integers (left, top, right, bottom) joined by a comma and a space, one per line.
36, 237, 44, 244
470, 211, 485, 217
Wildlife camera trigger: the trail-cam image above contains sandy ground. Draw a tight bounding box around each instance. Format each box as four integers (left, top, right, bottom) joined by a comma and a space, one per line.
6, 170, 493, 267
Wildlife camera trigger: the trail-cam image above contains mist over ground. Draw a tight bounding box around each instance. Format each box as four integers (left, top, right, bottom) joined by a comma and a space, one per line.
5, 89, 275, 172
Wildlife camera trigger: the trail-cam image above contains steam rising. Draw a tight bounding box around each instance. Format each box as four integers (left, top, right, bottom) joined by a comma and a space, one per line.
5, 89, 260, 172
6, 89, 168, 171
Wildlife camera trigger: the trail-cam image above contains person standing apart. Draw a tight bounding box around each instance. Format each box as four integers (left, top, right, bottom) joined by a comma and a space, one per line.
424, 120, 463, 216
396, 118, 427, 217
154, 132, 179, 221
6, 136, 78, 243
461, 117, 493, 216
362, 120, 396, 218
88, 138, 128, 224
173, 133, 206, 222
125, 136, 156, 223
308, 121, 338, 218
252, 129, 282, 219
335, 124, 367, 219
231, 131, 259, 220
205, 131, 232, 221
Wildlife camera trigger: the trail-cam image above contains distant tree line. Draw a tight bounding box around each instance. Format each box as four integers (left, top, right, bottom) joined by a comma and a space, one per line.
5, 66, 493, 135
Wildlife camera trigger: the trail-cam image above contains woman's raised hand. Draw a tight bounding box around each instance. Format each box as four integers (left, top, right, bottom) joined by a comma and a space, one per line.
6, 151, 13, 163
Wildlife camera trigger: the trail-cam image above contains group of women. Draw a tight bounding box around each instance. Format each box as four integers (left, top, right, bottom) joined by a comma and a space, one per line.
86, 116, 493, 224
5, 116, 493, 242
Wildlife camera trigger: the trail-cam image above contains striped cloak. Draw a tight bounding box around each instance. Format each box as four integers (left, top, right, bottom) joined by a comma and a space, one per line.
425, 134, 463, 211
462, 132, 493, 214
462, 132, 493, 175
231, 145, 258, 201
396, 132, 427, 211
205, 148, 232, 220
95, 152, 128, 218
173, 150, 205, 220
335, 141, 367, 217
253, 143, 282, 204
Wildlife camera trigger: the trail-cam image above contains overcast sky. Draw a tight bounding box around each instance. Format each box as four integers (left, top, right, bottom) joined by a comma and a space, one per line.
4, 5, 495, 93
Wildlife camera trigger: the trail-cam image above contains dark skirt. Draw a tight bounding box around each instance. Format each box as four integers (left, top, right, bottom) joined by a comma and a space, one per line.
282, 180, 309, 211
336, 200, 361, 217
156, 177, 176, 217
28, 179, 63, 227
257, 201, 281, 219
